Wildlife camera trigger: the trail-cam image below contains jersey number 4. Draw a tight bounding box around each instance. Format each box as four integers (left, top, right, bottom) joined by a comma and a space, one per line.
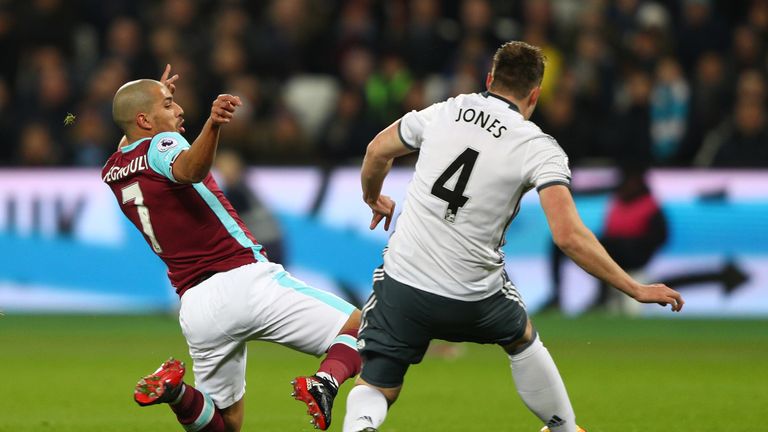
121, 182, 163, 253
430, 148, 479, 223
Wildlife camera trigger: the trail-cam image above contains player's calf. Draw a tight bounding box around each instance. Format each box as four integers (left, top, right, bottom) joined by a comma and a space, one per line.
292, 327, 361, 429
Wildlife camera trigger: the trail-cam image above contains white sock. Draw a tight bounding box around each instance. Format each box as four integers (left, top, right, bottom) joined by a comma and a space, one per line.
509, 335, 576, 432
343, 385, 388, 432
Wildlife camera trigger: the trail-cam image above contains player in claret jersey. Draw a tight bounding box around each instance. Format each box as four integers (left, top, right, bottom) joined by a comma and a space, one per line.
103, 66, 360, 432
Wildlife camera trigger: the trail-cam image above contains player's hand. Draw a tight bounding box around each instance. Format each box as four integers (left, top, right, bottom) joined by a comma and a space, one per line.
210, 94, 242, 126
160, 64, 179, 94
633, 283, 684, 312
368, 195, 395, 231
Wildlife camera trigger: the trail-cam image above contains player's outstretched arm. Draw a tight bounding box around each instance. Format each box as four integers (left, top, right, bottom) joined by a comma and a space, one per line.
539, 185, 684, 312
172, 94, 242, 183
361, 120, 414, 230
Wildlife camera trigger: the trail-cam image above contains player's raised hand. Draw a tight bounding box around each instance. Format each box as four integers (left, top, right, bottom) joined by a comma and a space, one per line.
210, 94, 242, 126
633, 283, 685, 312
369, 195, 396, 231
160, 64, 179, 94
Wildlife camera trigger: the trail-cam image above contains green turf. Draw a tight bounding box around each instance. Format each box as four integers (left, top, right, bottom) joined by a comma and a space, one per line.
1, 314, 766, 431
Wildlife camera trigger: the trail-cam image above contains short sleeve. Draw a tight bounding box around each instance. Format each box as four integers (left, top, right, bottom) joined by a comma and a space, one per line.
147, 132, 191, 182
398, 101, 445, 150
522, 137, 572, 191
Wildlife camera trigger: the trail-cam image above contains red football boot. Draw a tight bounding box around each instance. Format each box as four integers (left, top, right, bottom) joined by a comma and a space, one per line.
134, 357, 186, 406
291, 375, 338, 430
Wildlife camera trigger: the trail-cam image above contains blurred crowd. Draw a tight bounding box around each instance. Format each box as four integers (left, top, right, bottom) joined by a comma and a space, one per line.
1, 0, 767, 168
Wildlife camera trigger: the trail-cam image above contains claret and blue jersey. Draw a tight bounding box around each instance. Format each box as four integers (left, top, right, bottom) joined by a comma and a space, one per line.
102, 132, 266, 296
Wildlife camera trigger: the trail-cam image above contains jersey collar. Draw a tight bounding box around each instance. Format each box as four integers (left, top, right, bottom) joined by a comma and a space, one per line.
481, 91, 521, 114
120, 138, 147, 153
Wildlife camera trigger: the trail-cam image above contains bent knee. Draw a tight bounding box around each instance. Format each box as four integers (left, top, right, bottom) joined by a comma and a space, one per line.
341, 309, 362, 333
502, 319, 535, 355
355, 376, 402, 406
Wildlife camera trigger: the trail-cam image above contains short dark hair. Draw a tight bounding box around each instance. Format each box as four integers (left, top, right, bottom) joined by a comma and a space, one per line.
490, 41, 546, 99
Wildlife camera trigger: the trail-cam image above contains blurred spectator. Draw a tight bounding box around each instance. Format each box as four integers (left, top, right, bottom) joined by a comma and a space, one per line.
728, 25, 765, 77
537, 89, 592, 165
568, 28, 616, 128
523, 25, 563, 106
596, 166, 668, 313
681, 52, 730, 163
448, 34, 492, 94
339, 45, 375, 91
747, 0, 768, 36
675, 0, 728, 73
606, 0, 642, 42
334, 0, 379, 52
603, 69, 654, 165
17, 47, 74, 152
317, 87, 378, 163
83, 59, 129, 108
214, 149, 285, 264
0, 78, 16, 164
209, 39, 248, 89
735, 69, 768, 106
460, 0, 506, 50
448, 58, 483, 97
366, 53, 412, 126
17, 0, 76, 55
68, 107, 112, 166
697, 97, 768, 167
650, 57, 689, 164
625, 27, 665, 74
105, 17, 153, 78
17, 122, 61, 166
400, 0, 456, 77
249, 105, 312, 163
149, 26, 180, 64
218, 74, 266, 154
249, 0, 331, 77
521, 0, 554, 37
158, 0, 205, 56
211, 4, 252, 42
0, 6, 20, 89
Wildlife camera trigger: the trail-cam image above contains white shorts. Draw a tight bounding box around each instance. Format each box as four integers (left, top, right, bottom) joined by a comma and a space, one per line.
178, 262, 355, 408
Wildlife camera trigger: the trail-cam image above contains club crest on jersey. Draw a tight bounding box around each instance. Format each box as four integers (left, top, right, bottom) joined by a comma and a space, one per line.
157, 137, 178, 152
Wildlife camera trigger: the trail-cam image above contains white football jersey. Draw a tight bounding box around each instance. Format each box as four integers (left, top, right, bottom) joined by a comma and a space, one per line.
384, 92, 571, 300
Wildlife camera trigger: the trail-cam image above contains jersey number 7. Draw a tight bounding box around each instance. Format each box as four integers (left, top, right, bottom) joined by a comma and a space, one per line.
430, 148, 479, 223
121, 182, 163, 253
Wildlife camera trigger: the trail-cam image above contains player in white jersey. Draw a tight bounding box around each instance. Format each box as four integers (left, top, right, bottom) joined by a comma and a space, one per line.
342, 41, 684, 432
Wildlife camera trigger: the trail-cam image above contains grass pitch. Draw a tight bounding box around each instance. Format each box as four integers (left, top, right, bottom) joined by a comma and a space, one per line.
0, 314, 765, 431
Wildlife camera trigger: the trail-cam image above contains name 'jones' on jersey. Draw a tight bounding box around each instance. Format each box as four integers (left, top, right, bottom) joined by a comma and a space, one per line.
454, 107, 507, 138
102, 132, 266, 296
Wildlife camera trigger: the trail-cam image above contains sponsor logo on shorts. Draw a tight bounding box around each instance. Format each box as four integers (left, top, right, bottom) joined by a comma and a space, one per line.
356, 339, 366, 350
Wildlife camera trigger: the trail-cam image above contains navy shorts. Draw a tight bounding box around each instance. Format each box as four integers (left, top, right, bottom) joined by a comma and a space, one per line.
358, 266, 528, 387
